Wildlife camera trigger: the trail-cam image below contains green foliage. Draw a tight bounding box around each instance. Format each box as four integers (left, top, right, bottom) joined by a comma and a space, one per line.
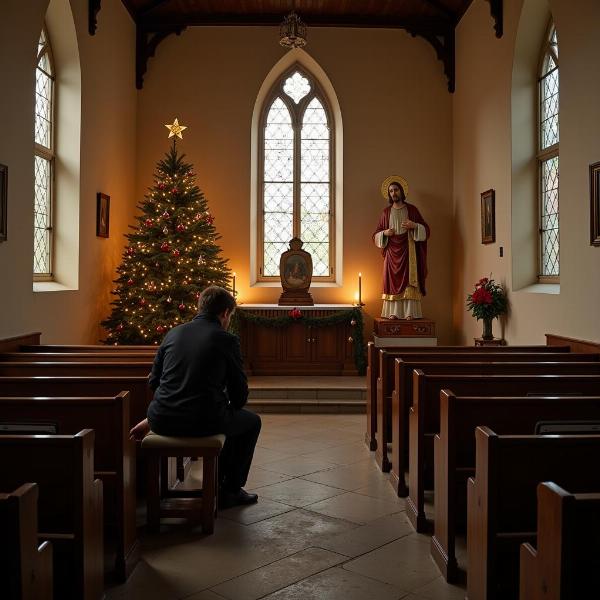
101, 143, 231, 344
229, 308, 367, 375
466, 276, 508, 321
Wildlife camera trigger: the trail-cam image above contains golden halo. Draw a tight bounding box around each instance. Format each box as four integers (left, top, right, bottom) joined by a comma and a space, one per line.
381, 175, 409, 200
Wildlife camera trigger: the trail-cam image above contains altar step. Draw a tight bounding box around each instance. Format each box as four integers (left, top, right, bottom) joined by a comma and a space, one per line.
247, 376, 366, 414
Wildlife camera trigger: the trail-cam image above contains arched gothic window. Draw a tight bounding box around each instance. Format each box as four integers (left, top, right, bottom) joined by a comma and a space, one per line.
538, 23, 559, 280
34, 26, 55, 279
259, 67, 334, 280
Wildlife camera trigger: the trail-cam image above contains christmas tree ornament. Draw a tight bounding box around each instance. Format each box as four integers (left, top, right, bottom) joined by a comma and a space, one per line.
116, 323, 124, 331
127, 278, 134, 285
162, 226, 169, 235
172, 249, 181, 257
177, 224, 185, 232
166, 296, 172, 303
160, 242, 170, 252
164, 118, 187, 139
178, 303, 186, 311
350, 319, 357, 327
197, 256, 205, 265
139, 298, 146, 306
145, 218, 153, 227
156, 325, 165, 333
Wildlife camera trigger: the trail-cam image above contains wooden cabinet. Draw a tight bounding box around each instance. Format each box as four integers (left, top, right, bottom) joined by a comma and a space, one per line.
238, 305, 359, 375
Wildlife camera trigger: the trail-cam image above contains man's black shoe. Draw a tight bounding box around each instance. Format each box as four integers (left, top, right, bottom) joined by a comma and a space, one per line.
219, 488, 259, 509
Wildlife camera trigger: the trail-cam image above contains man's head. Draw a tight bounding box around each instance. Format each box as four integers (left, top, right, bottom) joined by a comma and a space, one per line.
388, 182, 406, 205
197, 285, 236, 329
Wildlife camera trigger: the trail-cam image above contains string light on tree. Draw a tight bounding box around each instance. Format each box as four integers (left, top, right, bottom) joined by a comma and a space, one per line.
101, 119, 233, 344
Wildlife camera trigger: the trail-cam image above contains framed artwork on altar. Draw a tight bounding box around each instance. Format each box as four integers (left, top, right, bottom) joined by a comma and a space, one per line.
481, 189, 495, 244
590, 161, 600, 246
0, 163, 7, 243
96, 192, 110, 238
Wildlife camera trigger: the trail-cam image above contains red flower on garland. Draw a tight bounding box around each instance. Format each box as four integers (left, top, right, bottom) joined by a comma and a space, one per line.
288, 307, 302, 320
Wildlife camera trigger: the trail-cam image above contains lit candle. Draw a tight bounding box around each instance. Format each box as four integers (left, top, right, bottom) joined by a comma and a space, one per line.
232, 272, 236, 297
358, 272, 362, 306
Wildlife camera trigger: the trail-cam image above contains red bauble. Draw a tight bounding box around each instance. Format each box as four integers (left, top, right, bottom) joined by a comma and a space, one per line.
187, 171, 194, 177
139, 298, 146, 306
205, 214, 215, 225
171, 187, 178, 194
288, 308, 302, 320
194, 213, 202, 221
178, 303, 186, 311
172, 249, 181, 257
116, 323, 124, 331
126, 247, 134, 256
176, 224, 185, 232
162, 211, 170, 219
127, 278, 134, 285
157, 182, 165, 190
145, 218, 153, 227
160, 242, 170, 252
156, 325, 165, 333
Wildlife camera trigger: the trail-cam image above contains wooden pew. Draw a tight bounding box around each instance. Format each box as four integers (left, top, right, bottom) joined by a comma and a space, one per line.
408, 372, 600, 532
520, 482, 600, 600
0, 483, 53, 600
432, 391, 600, 581
364, 343, 570, 453
0, 393, 137, 581
0, 352, 155, 362
0, 430, 103, 600
467, 427, 600, 600
0, 361, 152, 378
0, 376, 152, 427
388, 353, 600, 493
21, 344, 156, 353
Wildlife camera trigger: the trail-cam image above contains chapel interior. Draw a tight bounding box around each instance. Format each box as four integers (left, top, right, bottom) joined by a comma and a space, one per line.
1, 0, 600, 599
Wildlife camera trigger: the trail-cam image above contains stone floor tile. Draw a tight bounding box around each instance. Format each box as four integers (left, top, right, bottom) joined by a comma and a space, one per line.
354, 478, 407, 505
344, 536, 441, 591
261, 456, 337, 477
300, 441, 373, 465
211, 547, 346, 600
183, 590, 229, 600
306, 491, 404, 524
219, 497, 295, 525
414, 577, 467, 600
259, 566, 407, 600
301, 459, 388, 491
254, 477, 345, 507
251, 446, 295, 466
317, 512, 414, 557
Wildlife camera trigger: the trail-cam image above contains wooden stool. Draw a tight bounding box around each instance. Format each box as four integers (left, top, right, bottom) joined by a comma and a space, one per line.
141, 432, 225, 534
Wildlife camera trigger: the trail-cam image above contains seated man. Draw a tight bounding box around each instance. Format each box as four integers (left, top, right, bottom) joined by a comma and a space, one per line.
130, 285, 261, 508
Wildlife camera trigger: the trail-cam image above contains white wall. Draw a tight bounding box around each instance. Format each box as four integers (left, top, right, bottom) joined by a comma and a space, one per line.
452, 0, 600, 344
0, 0, 137, 343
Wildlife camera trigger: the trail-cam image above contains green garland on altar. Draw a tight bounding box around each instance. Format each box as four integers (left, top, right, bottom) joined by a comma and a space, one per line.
230, 307, 366, 375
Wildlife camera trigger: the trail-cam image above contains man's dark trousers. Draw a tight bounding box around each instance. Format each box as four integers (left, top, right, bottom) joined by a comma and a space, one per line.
218, 408, 261, 492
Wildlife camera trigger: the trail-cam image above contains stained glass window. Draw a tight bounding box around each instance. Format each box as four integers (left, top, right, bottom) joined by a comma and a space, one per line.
34, 27, 54, 278
538, 24, 559, 278
261, 69, 333, 279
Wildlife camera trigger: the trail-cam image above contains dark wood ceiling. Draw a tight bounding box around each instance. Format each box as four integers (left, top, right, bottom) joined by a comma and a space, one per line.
89, 0, 503, 91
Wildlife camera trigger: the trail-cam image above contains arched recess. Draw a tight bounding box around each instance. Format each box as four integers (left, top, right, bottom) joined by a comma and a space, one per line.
511, 0, 558, 293
34, 0, 81, 291
250, 48, 343, 286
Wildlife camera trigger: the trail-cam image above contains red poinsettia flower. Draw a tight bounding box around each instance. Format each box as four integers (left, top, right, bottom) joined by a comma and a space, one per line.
288, 307, 302, 320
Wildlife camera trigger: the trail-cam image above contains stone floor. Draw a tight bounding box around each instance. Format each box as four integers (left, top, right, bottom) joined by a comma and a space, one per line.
106, 414, 466, 600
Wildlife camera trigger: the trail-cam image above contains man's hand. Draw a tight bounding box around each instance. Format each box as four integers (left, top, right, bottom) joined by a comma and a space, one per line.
129, 418, 150, 441
401, 220, 417, 230
384, 228, 395, 236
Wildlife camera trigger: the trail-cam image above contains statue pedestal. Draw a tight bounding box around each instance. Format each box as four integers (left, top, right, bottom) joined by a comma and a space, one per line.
373, 317, 437, 347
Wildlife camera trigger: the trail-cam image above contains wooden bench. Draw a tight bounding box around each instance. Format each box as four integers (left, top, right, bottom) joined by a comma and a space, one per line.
364, 343, 570, 453
20, 344, 157, 353
520, 481, 600, 600
386, 353, 599, 492
0, 393, 137, 581
467, 427, 600, 600
0, 361, 153, 378
0, 483, 53, 600
0, 352, 156, 362
431, 391, 600, 581
141, 432, 225, 534
0, 430, 103, 600
0, 375, 152, 428
408, 372, 600, 532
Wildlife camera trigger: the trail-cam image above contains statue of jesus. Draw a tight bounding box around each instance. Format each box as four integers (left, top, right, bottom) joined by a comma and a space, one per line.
372, 176, 430, 319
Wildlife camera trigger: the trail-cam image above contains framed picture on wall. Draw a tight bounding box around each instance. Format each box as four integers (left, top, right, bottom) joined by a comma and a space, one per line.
590, 161, 600, 246
481, 189, 495, 244
96, 192, 110, 238
0, 163, 7, 243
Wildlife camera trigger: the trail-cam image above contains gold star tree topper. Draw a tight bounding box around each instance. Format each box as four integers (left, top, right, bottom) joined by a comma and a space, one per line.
165, 118, 187, 139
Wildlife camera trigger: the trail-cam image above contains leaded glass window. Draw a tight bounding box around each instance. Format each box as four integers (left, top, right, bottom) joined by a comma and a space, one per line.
538, 24, 559, 279
260, 68, 333, 279
34, 27, 54, 278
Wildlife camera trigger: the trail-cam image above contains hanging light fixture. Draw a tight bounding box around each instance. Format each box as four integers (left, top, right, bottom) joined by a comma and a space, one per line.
279, 11, 307, 48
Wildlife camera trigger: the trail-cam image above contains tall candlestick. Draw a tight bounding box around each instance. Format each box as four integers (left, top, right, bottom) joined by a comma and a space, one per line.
358, 272, 362, 306
232, 272, 236, 297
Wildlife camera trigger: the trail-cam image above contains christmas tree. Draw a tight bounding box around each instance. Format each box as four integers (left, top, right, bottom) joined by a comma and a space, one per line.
102, 119, 232, 344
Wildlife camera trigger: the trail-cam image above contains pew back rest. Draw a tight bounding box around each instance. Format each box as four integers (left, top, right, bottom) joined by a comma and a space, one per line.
0, 352, 155, 362
21, 344, 156, 353
0, 362, 152, 377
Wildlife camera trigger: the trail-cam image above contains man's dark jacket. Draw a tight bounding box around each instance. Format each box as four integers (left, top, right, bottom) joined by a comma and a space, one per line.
147, 313, 248, 436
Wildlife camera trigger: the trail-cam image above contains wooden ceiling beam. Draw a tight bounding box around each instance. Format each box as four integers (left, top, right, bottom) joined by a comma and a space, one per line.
420, 0, 456, 22
139, 0, 171, 15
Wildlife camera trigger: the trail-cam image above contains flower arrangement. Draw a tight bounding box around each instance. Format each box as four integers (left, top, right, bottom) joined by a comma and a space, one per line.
466, 277, 507, 321
288, 307, 302, 320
